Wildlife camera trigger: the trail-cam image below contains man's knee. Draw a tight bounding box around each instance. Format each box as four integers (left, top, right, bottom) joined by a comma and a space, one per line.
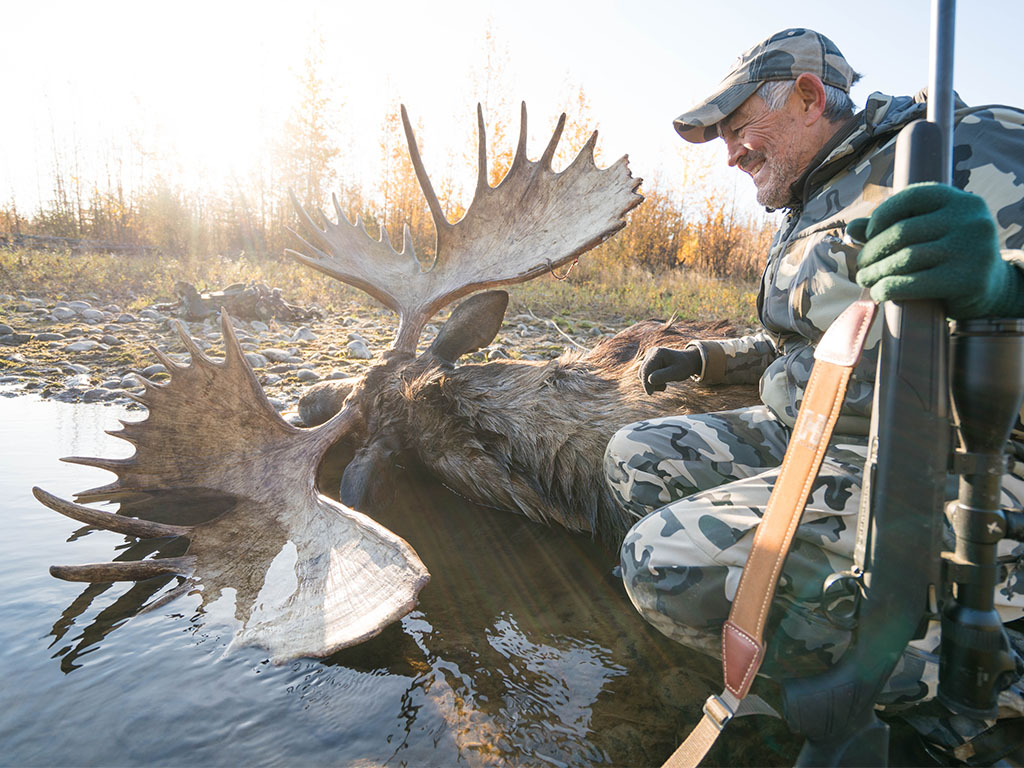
619, 508, 733, 647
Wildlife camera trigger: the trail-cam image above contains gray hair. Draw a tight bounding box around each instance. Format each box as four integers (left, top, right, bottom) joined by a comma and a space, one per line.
759, 78, 858, 122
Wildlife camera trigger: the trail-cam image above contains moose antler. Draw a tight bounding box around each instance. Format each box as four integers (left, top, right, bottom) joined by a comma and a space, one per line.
34, 313, 429, 662
288, 103, 642, 352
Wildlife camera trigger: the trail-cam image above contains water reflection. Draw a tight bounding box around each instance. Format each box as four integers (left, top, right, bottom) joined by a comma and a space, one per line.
12, 396, 801, 766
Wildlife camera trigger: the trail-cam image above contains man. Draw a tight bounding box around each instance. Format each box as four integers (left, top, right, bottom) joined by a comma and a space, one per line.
604, 28, 1024, 759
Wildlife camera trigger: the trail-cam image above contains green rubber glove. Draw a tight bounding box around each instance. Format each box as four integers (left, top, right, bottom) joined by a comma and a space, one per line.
848, 182, 1024, 320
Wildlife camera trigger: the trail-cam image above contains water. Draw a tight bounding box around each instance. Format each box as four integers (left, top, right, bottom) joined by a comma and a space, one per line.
0, 394, 800, 766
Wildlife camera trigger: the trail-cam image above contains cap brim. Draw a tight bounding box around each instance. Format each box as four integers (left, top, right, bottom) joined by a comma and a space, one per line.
673, 81, 762, 143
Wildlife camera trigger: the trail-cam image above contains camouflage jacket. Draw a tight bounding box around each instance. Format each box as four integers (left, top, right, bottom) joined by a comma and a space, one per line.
690, 91, 1024, 434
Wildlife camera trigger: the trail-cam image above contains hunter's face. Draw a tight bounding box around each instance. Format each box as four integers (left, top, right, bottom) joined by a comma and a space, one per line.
718, 88, 810, 209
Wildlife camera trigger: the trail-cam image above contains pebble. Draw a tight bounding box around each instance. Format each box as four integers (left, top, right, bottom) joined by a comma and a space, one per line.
295, 369, 320, 383
117, 313, 138, 323
346, 340, 373, 359
251, 320, 270, 333
0, 324, 12, 335
245, 353, 269, 368
262, 348, 302, 364
68, 300, 92, 311
51, 307, 77, 321
292, 326, 317, 342
65, 340, 103, 352
141, 363, 168, 377
100, 334, 121, 346
63, 363, 90, 374
0, 333, 33, 346
36, 332, 66, 341
80, 309, 106, 323
139, 309, 165, 321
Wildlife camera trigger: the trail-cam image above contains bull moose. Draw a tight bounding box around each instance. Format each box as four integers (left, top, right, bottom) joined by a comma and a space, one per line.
34, 104, 754, 662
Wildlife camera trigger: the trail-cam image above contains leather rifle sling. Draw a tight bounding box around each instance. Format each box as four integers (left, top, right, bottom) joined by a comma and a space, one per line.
662, 298, 877, 768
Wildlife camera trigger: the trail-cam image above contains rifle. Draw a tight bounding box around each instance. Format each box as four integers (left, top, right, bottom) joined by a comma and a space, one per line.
779, 2, 1024, 764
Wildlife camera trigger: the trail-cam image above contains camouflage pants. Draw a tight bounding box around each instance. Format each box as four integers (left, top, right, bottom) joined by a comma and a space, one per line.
605, 406, 1024, 744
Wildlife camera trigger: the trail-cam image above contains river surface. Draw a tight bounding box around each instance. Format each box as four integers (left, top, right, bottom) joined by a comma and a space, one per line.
0, 394, 805, 766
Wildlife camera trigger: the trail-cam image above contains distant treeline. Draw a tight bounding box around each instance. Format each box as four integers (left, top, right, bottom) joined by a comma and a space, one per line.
0, 41, 773, 282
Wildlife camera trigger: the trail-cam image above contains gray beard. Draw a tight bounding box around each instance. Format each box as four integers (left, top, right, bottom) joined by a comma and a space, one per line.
754, 153, 802, 209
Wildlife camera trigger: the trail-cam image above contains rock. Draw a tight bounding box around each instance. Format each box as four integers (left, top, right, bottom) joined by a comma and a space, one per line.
62, 363, 90, 374
346, 339, 373, 359
100, 378, 122, 389
0, 333, 33, 346
100, 334, 121, 346
486, 346, 511, 360
0, 324, 12, 335
68, 300, 92, 311
291, 326, 317, 342
51, 306, 77, 321
83, 388, 113, 402
326, 369, 351, 380
251, 320, 270, 333
79, 309, 106, 323
139, 309, 165, 321
64, 374, 92, 388
120, 374, 143, 388
261, 373, 282, 386
244, 353, 269, 369
63, 328, 85, 337
117, 313, 138, 323
262, 348, 302, 363
347, 332, 368, 344
141, 363, 167, 377
295, 368, 320, 383
267, 397, 287, 412
36, 332, 66, 342
102, 304, 122, 314
65, 340, 103, 352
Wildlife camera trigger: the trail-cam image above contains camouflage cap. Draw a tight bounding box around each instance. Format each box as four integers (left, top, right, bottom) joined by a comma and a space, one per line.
674, 28, 856, 143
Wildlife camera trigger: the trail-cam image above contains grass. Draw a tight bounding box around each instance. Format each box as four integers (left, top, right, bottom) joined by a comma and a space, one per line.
0, 246, 759, 329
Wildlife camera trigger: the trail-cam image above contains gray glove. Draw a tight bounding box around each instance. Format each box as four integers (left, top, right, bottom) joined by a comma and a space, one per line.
639, 346, 702, 395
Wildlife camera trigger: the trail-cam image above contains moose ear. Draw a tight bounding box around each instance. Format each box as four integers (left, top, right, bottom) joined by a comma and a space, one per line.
428, 290, 509, 364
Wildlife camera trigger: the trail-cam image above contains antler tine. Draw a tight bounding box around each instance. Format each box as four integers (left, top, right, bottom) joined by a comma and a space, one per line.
539, 112, 568, 171
475, 103, 489, 196
33, 487, 189, 538
172, 319, 214, 364
50, 557, 195, 583
401, 104, 450, 231
510, 101, 529, 175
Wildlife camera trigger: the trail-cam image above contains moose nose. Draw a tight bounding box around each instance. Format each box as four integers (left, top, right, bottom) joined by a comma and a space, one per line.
339, 441, 398, 510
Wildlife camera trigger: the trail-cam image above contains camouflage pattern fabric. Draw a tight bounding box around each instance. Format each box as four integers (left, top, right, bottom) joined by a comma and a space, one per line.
686, 94, 1024, 436
606, 408, 1024, 735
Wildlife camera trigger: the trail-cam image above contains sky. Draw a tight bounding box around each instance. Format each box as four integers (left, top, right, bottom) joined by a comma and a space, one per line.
4, 0, 1022, 217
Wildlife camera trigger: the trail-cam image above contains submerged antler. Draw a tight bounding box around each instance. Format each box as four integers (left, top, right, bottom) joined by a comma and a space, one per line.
288, 103, 642, 352
35, 314, 429, 662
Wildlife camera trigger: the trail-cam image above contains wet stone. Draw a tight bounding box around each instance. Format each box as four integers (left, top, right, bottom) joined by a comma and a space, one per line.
36, 332, 66, 342
117, 313, 138, 323
100, 379, 122, 389
62, 363, 90, 374
141, 363, 167, 377
83, 388, 113, 402
100, 334, 121, 346
0, 324, 13, 335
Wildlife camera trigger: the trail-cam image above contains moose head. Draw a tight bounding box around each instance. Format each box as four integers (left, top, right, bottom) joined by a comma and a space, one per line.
35, 104, 754, 662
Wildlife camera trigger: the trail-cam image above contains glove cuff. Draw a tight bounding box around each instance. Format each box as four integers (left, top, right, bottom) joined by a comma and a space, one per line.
984, 261, 1024, 319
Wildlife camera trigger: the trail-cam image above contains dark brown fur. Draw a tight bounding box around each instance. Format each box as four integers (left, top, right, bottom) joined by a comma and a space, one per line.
304, 315, 756, 543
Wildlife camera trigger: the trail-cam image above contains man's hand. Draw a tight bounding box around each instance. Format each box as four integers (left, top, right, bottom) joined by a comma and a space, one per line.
849, 182, 1023, 320
638, 347, 702, 395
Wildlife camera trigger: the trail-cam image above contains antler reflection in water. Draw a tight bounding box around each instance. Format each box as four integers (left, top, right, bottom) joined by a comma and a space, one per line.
36, 313, 429, 664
